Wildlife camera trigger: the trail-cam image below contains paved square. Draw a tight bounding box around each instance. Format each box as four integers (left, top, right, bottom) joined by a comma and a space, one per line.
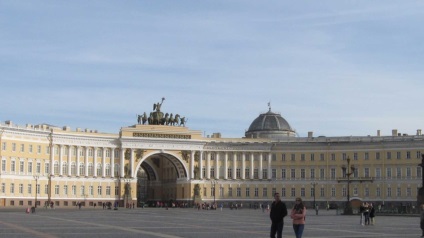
0, 208, 421, 237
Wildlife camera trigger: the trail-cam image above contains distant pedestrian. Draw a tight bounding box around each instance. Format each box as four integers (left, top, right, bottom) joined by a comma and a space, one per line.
369, 203, 375, 225
291, 197, 306, 238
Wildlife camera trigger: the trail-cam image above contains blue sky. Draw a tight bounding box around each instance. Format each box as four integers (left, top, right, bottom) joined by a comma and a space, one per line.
1, 1, 424, 138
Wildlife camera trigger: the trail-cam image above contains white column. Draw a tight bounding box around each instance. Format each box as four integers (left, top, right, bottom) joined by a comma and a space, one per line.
206, 152, 211, 179
250, 153, 254, 179
268, 153, 272, 180
216, 152, 220, 179
120, 149, 125, 178
199, 151, 203, 180
224, 152, 228, 180
50, 145, 54, 174
59, 145, 63, 176
232, 153, 237, 179
259, 153, 263, 180
130, 148, 134, 178
76, 147, 80, 177
85, 147, 89, 177
111, 148, 115, 177
67, 146, 72, 176
93, 147, 98, 177
242, 152, 246, 180
190, 150, 195, 180
102, 148, 106, 177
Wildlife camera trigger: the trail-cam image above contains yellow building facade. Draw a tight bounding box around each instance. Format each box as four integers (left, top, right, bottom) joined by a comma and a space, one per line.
0, 107, 423, 209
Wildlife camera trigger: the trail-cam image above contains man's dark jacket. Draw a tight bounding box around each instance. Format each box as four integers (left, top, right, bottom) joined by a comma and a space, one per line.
270, 200, 288, 223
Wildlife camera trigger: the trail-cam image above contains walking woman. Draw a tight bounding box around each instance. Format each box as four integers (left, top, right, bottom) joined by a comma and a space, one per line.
290, 197, 307, 238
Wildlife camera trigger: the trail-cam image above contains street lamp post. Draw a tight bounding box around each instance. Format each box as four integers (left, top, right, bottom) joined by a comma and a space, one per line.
341, 157, 355, 215
33, 175, 39, 208
124, 178, 131, 208
210, 180, 217, 209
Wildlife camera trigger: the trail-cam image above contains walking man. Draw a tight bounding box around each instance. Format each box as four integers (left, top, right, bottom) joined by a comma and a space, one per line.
270, 193, 288, 238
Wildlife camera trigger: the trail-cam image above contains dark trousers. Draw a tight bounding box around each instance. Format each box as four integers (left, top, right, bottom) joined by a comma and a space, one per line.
270, 221, 283, 238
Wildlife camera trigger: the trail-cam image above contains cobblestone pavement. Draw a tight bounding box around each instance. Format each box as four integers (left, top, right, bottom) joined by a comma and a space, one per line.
0, 207, 421, 238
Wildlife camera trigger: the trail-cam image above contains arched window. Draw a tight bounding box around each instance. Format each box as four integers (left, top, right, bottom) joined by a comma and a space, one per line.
97, 163, 102, 176
71, 162, 76, 175
62, 162, 67, 175
54, 161, 59, 175
88, 163, 93, 176
105, 164, 111, 176
79, 163, 85, 176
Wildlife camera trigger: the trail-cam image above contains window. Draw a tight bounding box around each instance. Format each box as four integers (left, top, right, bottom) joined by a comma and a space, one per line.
407, 151, 411, 159
71, 163, 76, 175
330, 168, 336, 179
1, 183, 5, 193
331, 187, 336, 197
291, 188, 296, 197
44, 184, 49, 194
342, 153, 347, 160
310, 154, 315, 161
228, 187, 233, 197
300, 169, 305, 179
301, 154, 305, 161
387, 152, 391, 160
397, 152, 401, 159
1, 142, 6, 151
79, 163, 85, 176
376, 187, 381, 197
397, 187, 401, 197
106, 186, 111, 196
37, 145, 41, 154
97, 164, 102, 176
81, 186, 85, 196
254, 169, 258, 179
64, 185, 68, 195
20, 144, 25, 152
386, 168, 392, 178
376, 168, 381, 179
364, 152, 369, 160
281, 188, 286, 197
19, 184, 23, 193
88, 163, 94, 176
342, 187, 346, 197
262, 169, 267, 179
45, 163, 50, 174
106, 149, 111, 158
28, 162, 33, 173
364, 168, 370, 178
271, 169, 276, 179
353, 153, 358, 161
281, 154, 286, 161
417, 151, 422, 159
407, 187, 412, 197
54, 161, 59, 175
262, 188, 267, 197
418, 167, 422, 179
300, 188, 305, 197
227, 168, 232, 178
365, 187, 369, 197
291, 169, 296, 179
211, 168, 215, 178
320, 169, 325, 179
10, 183, 15, 193
1, 160, 6, 172
320, 187, 325, 197
72, 185, 76, 195
89, 186, 93, 195
376, 152, 380, 160
98, 186, 102, 195
11, 160, 16, 172
254, 188, 258, 197
387, 187, 392, 197
396, 167, 402, 178
105, 164, 111, 177
291, 154, 295, 161
320, 153, 324, 161
62, 163, 67, 175
245, 187, 250, 197
55, 185, 59, 195
236, 187, 241, 197
12, 143, 16, 152
19, 161, 24, 173
281, 169, 286, 179
236, 168, 241, 179
331, 154, 336, 161
244, 168, 249, 179
28, 184, 32, 194
310, 169, 315, 179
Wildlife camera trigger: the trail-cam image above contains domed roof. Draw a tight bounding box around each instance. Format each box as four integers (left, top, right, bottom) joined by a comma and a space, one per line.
245, 107, 296, 139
